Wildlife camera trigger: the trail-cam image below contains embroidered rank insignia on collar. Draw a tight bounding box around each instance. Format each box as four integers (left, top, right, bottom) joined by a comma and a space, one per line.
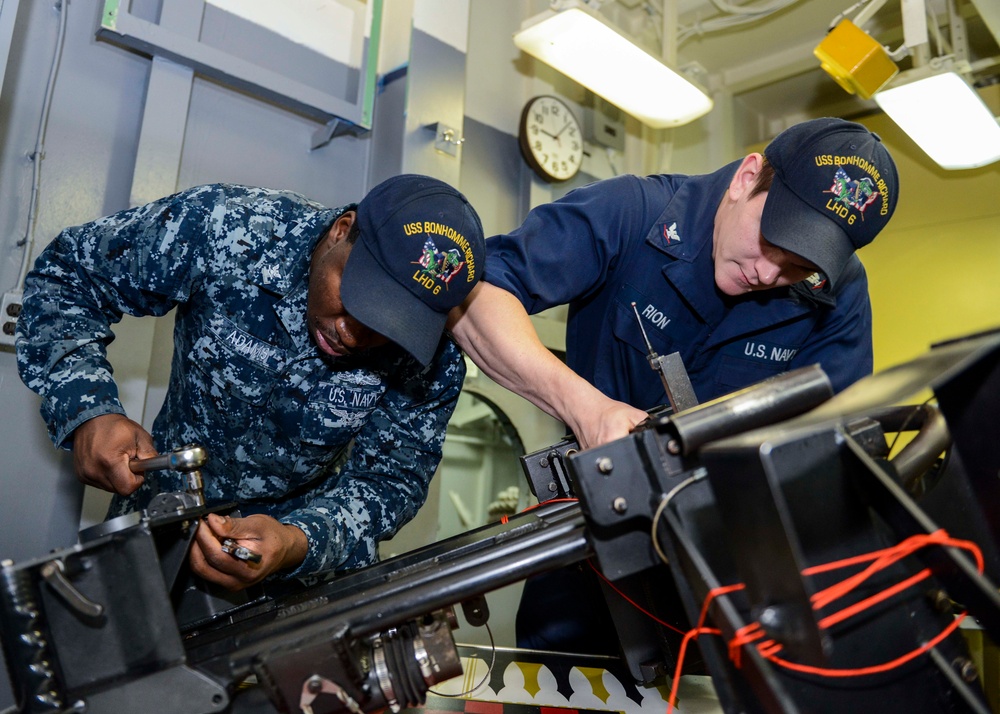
805, 272, 828, 290
663, 222, 681, 244
261, 264, 282, 283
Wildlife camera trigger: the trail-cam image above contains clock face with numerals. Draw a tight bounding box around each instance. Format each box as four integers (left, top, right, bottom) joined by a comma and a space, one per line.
518, 95, 584, 182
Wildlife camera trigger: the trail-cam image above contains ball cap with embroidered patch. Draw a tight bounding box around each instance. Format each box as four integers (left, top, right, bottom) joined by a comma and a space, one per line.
761, 117, 899, 287
340, 174, 485, 366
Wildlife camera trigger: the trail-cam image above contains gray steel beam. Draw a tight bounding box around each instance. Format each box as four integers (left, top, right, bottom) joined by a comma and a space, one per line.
98, 0, 379, 130
0, 0, 22, 101
130, 56, 194, 207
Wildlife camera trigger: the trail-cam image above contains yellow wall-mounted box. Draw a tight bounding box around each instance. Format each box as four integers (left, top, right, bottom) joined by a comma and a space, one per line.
814, 18, 898, 100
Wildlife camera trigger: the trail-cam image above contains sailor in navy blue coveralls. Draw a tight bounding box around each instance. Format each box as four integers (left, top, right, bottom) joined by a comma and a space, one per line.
486, 165, 873, 412
486, 165, 873, 655
451, 118, 899, 656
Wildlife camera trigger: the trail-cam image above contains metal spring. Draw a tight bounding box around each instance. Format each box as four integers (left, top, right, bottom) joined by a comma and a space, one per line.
0, 563, 63, 712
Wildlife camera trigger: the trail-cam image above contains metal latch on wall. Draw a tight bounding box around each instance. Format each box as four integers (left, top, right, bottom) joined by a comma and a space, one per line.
424, 123, 464, 157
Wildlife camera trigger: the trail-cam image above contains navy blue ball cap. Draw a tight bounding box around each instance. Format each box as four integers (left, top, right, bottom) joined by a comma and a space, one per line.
761, 117, 899, 287
340, 174, 485, 366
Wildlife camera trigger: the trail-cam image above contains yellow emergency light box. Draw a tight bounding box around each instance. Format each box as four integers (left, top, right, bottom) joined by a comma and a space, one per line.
814, 18, 899, 100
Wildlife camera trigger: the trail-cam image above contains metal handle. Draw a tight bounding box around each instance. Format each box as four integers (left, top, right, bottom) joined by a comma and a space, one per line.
129, 445, 207, 473
130, 445, 208, 508
666, 365, 834, 456
40, 560, 103, 618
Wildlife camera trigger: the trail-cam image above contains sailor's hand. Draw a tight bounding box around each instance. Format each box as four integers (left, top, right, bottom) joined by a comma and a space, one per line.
71, 414, 157, 496
189, 513, 309, 590
566, 396, 647, 450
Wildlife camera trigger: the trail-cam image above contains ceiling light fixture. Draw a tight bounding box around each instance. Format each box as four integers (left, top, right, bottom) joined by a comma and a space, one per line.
874, 65, 1000, 170
816, 0, 1000, 170
512, 0, 713, 129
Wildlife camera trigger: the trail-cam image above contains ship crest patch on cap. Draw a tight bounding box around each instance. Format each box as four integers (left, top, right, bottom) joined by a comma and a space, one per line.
815, 152, 893, 225
414, 237, 465, 290
824, 166, 880, 222
404, 219, 479, 295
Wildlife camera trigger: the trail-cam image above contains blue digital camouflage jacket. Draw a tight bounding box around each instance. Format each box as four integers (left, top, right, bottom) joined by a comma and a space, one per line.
16, 184, 465, 578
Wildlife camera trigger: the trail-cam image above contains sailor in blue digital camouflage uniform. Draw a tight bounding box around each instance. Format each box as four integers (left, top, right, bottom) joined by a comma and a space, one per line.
17, 174, 485, 591
448, 117, 899, 654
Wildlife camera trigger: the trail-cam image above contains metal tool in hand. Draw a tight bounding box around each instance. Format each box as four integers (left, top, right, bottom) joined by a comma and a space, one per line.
129, 444, 208, 505
130, 445, 263, 566
221, 538, 263, 564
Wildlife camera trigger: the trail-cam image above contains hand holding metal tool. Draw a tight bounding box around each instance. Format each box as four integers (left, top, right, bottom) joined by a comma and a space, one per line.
129, 445, 263, 566
221, 538, 263, 564
129, 444, 208, 505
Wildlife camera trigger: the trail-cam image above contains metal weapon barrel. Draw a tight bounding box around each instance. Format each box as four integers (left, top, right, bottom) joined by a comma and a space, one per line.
665, 364, 834, 456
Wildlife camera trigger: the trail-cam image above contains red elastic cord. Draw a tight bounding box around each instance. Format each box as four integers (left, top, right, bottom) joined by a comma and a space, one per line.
733, 530, 981, 676
807, 530, 983, 612
770, 613, 967, 678
588, 562, 686, 635
660, 529, 983, 711
667, 625, 721, 713
666, 583, 743, 714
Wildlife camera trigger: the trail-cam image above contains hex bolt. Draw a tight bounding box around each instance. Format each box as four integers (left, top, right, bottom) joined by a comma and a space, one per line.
929, 589, 952, 614
597, 457, 614, 474
612, 497, 628, 514
547, 482, 558, 493
539, 456, 549, 468
955, 657, 979, 683
667, 439, 681, 455
759, 606, 782, 631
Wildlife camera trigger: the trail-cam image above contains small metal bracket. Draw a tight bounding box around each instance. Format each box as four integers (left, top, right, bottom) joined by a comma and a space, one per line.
424, 122, 464, 157
460, 595, 490, 627
629, 302, 699, 414
311, 119, 360, 151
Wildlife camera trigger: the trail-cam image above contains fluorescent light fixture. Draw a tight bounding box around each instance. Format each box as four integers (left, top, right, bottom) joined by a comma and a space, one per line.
513, 1, 713, 129
874, 70, 1000, 169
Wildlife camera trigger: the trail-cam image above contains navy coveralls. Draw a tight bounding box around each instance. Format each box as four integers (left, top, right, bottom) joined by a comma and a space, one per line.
485, 165, 875, 654
486, 162, 873, 408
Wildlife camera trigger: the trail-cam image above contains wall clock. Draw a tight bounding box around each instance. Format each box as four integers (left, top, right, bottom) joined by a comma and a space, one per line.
518, 95, 584, 182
